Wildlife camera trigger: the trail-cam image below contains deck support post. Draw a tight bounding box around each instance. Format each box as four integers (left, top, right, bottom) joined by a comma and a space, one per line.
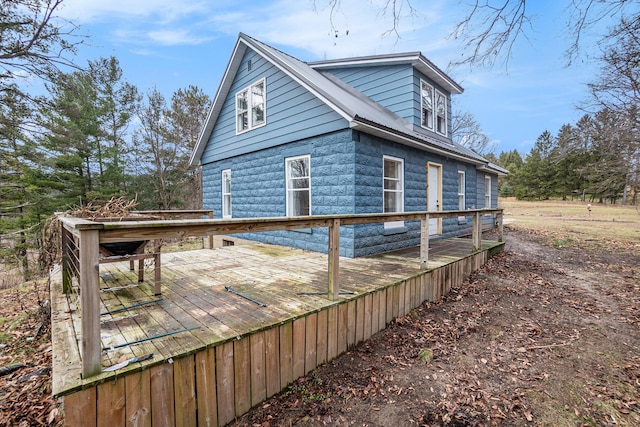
78, 228, 101, 378
497, 211, 504, 242
420, 214, 429, 269
207, 210, 214, 249
472, 212, 481, 252
328, 218, 340, 300
61, 224, 73, 294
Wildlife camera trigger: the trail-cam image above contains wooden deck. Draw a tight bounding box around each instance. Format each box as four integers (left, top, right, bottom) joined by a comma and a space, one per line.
52, 235, 503, 426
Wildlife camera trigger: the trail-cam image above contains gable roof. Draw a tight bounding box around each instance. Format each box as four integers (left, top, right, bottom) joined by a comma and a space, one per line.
190, 33, 505, 176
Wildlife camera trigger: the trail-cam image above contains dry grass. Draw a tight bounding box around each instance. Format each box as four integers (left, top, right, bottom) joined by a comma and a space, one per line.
499, 198, 640, 250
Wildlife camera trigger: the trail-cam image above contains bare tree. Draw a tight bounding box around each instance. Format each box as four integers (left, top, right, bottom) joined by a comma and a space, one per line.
0, 0, 82, 97
313, 0, 418, 38
451, 108, 496, 155
315, 1, 638, 68
450, 0, 638, 68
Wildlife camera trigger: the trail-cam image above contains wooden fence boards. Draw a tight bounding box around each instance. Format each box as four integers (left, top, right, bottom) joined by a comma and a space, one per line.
174, 355, 197, 427
195, 348, 217, 427
150, 364, 175, 427
304, 313, 317, 375
279, 322, 294, 389
264, 327, 281, 398
125, 369, 151, 427
250, 332, 267, 406
215, 341, 234, 426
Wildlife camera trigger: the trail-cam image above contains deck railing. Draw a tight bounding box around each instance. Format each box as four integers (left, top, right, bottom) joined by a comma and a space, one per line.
57, 208, 503, 378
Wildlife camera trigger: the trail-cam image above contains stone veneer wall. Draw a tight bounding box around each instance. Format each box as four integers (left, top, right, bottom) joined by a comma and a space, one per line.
202, 129, 483, 258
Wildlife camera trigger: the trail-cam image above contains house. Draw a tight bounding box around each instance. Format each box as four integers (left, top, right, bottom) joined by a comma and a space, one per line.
190, 33, 507, 257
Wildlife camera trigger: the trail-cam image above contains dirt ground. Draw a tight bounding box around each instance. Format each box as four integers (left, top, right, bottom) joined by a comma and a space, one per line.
0, 227, 639, 426
232, 228, 640, 427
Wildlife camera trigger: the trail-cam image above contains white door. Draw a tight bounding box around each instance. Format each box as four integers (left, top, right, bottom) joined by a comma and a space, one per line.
427, 163, 442, 235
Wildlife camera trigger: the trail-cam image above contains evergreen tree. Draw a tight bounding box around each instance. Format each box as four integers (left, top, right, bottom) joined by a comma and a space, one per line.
89, 56, 140, 199
515, 131, 555, 200
39, 70, 101, 208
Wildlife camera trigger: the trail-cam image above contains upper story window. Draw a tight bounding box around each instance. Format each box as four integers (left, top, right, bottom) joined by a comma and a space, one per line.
222, 169, 232, 218
383, 155, 404, 229
236, 78, 266, 134
458, 171, 466, 210
286, 155, 310, 216
435, 90, 447, 136
420, 80, 434, 130
485, 175, 492, 208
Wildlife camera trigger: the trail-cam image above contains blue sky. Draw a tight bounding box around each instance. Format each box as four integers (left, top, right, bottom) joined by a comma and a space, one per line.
55, 0, 606, 155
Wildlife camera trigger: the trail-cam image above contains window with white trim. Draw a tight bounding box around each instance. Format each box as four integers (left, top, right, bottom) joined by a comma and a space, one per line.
383, 156, 404, 228
222, 169, 232, 218
435, 90, 447, 136
485, 175, 492, 208
458, 171, 466, 211
286, 155, 310, 216
236, 79, 265, 134
420, 80, 434, 130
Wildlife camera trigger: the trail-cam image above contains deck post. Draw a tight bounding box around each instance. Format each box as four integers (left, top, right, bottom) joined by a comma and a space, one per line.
328, 218, 340, 300
472, 212, 481, 252
207, 210, 214, 249
61, 224, 72, 294
497, 211, 504, 242
78, 228, 101, 378
420, 214, 429, 269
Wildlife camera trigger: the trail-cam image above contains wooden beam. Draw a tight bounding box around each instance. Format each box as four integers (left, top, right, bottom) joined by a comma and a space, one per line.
328, 218, 340, 300
420, 215, 429, 269
61, 224, 73, 294
207, 210, 214, 249
497, 212, 504, 242
472, 212, 481, 252
78, 228, 101, 378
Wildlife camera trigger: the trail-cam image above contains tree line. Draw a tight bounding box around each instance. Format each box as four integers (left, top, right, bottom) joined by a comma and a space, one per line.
0, 53, 211, 279
495, 108, 639, 205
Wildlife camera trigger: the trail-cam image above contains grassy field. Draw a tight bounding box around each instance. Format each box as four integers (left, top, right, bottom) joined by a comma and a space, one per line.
499, 197, 640, 250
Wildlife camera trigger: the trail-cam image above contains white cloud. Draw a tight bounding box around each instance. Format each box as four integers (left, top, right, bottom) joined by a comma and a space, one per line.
206, 0, 457, 64
147, 29, 212, 46
58, 0, 210, 23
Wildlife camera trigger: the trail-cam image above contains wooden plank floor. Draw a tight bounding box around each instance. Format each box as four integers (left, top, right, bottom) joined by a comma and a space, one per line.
51, 237, 501, 396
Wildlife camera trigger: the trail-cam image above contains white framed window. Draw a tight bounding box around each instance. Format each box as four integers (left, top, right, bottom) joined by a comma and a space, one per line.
383, 156, 404, 228
222, 169, 232, 218
458, 171, 466, 211
236, 78, 265, 134
286, 155, 310, 216
485, 175, 492, 208
420, 80, 434, 130
435, 90, 447, 136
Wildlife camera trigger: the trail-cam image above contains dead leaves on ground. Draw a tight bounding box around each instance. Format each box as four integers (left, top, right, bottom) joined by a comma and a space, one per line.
236, 230, 640, 427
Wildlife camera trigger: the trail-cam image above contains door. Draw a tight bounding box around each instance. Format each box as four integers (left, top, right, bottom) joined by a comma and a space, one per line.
427, 162, 442, 235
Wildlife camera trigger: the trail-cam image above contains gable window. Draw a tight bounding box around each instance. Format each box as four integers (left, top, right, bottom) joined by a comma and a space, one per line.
420, 80, 434, 130
222, 169, 232, 218
485, 175, 492, 208
458, 171, 466, 211
435, 90, 447, 136
383, 156, 404, 228
286, 155, 310, 216
236, 79, 265, 134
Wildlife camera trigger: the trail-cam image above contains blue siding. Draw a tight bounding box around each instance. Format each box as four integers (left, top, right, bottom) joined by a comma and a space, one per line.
203, 129, 358, 257
201, 48, 348, 164
203, 128, 491, 258
350, 132, 478, 257
323, 65, 414, 121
